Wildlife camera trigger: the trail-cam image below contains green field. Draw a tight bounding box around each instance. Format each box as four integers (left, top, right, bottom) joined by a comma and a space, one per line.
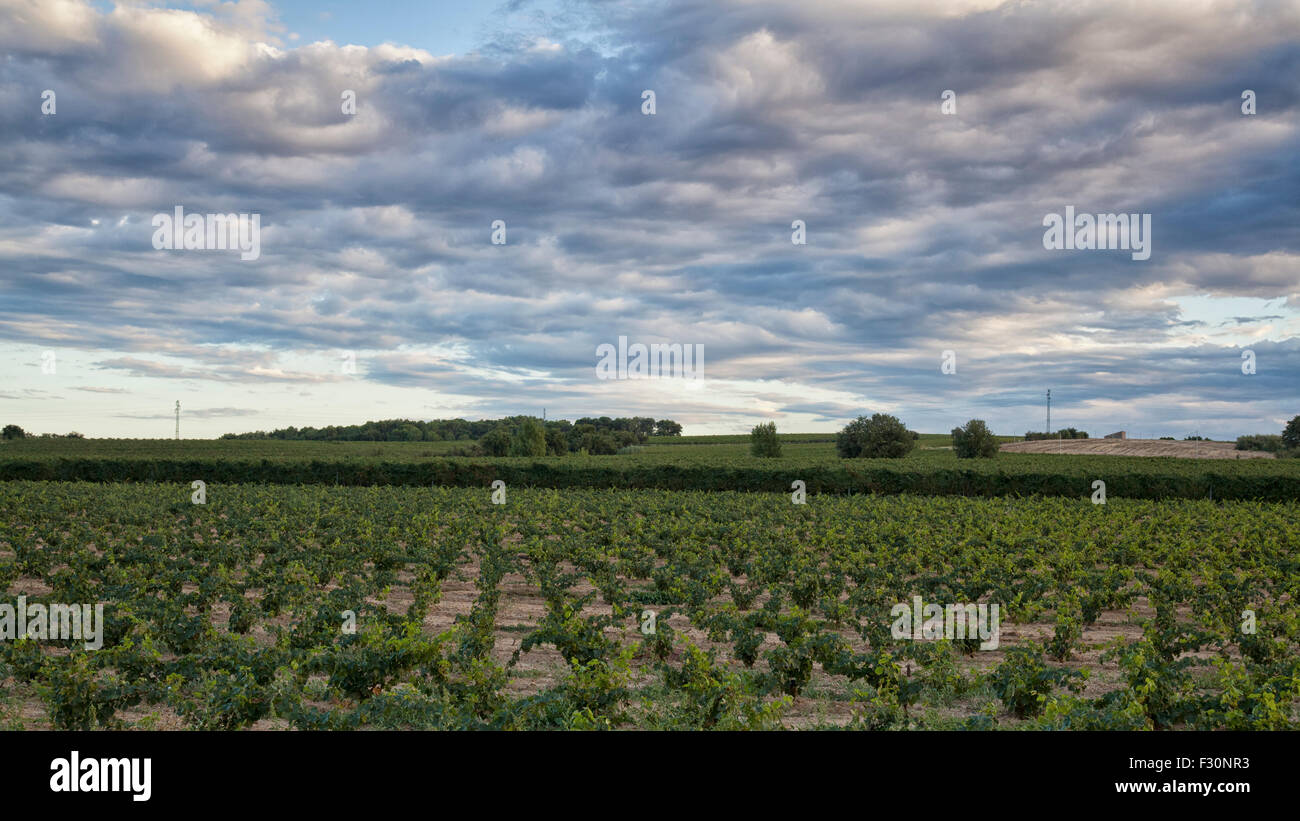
2, 481, 1297, 730
2, 435, 1298, 500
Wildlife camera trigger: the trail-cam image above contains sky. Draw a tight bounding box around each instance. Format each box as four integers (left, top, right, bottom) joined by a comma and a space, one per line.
0, 0, 1297, 439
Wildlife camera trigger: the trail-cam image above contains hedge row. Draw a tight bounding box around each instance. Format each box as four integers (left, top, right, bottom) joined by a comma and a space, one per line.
2, 457, 1297, 501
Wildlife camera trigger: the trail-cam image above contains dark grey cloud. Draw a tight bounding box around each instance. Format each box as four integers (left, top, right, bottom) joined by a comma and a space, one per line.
0, 0, 1297, 437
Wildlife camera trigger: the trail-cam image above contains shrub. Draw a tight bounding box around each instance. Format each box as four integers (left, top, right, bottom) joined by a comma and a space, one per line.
750, 422, 782, 457
1024, 428, 1088, 441
836, 414, 914, 459
951, 419, 999, 459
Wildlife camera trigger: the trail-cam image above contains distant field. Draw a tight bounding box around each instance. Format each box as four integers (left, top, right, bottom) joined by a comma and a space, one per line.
648, 432, 837, 445
1, 434, 1298, 500
1002, 438, 1273, 459
0, 437, 475, 462
649, 432, 1021, 447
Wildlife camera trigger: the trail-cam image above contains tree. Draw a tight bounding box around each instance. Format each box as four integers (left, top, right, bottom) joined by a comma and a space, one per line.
584, 431, 619, 455
508, 417, 547, 457
544, 426, 569, 456
750, 421, 781, 457
654, 419, 683, 436
1, 425, 24, 440
568, 423, 620, 455
1283, 416, 1300, 450
836, 414, 914, 459
951, 419, 999, 458
614, 430, 640, 449
480, 425, 511, 457
630, 417, 656, 441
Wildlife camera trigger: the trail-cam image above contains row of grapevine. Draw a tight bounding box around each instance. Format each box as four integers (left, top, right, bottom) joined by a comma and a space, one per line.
2, 482, 1296, 729
1, 456, 1297, 500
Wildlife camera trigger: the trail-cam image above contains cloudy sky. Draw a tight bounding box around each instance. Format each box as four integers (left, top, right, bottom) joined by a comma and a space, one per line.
0, 0, 1297, 439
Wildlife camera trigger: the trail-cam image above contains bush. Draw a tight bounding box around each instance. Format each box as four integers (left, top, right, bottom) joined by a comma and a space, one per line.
951, 419, 999, 459
1284, 416, 1300, 450
1024, 428, 1088, 441
1, 425, 23, 440
750, 422, 781, 458
836, 414, 914, 459
1236, 434, 1284, 452
508, 418, 547, 457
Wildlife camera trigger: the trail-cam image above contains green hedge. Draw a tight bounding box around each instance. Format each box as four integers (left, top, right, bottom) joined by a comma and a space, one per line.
1, 457, 1296, 501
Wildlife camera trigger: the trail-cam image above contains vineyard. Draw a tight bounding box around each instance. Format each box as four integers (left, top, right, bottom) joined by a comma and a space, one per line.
2, 480, 1297, 730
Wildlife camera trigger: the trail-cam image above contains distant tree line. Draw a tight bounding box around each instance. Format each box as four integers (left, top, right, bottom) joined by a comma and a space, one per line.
1, 425, 82, 440
218, 416, 683, 456
1023, 428, 1089, 440
1236, 417, 1300, 458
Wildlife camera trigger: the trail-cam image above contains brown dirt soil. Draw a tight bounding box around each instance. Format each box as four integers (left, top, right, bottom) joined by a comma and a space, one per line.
0, 553, 1181, 730
1000, 438, 1272, 459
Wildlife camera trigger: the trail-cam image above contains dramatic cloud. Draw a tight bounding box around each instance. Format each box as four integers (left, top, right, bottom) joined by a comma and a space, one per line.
0, 0, 1296, 437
